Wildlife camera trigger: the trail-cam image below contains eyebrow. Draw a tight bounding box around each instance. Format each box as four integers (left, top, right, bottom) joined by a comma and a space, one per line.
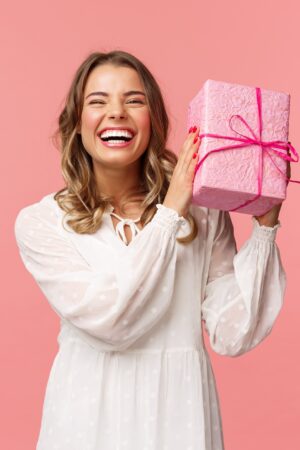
85, 90, 146, 99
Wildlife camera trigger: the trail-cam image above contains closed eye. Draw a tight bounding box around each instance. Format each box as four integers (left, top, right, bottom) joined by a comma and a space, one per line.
89, 99, 144, 105
89, 100, 105, 104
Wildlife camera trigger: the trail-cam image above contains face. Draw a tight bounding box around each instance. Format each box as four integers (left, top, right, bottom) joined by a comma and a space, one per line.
78, 64, 151, 170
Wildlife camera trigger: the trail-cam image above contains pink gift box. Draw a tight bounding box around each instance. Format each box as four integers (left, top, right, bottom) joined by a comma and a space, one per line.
187, 79, 290, 216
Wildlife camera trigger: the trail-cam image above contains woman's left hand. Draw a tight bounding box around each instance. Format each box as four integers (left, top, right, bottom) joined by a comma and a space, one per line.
254, 203, 282, 227
254, 150, 291, 227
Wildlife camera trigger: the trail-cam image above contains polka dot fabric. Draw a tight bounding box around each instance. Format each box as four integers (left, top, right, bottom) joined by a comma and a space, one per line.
14, 192, 286, 449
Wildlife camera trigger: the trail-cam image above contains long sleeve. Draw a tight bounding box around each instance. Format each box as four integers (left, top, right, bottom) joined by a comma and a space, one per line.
14, 202, 185, 351
201, 209, 286, 357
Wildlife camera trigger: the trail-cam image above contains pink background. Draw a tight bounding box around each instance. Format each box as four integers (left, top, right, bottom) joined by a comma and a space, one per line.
2, 0, 300, 448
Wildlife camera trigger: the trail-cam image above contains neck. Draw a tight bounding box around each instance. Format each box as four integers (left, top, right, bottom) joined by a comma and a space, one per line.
93, 159, 145, 211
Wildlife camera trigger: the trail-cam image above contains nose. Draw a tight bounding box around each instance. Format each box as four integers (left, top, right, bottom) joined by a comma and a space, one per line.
107, 101, 127, 119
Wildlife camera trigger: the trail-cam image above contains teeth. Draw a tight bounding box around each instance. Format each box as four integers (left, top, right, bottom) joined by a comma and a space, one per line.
100, 129, 133, 139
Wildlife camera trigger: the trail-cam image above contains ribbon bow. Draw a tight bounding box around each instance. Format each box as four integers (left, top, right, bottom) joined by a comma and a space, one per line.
193, 87, 300, 212
110, 212, 141, 245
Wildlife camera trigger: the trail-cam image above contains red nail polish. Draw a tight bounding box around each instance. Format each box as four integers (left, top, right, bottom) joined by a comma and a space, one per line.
193, 126, 197, 132
193, 136, 198, 144
188, 126, 193, 133
193, 152, 197, 159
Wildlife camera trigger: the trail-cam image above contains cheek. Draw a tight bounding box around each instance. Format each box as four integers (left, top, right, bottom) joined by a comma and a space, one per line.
81, 110, 102, 131
137, 111, 151, 135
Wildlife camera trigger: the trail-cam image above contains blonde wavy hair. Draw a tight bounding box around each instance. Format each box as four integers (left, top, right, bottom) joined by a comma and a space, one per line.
52, 50, 198, 244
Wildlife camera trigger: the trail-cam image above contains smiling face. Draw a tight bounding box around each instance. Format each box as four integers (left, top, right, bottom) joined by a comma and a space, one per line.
79, 64, 151, 170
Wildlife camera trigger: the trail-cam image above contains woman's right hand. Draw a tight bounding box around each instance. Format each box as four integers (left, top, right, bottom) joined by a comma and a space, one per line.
163, 125, 201, 218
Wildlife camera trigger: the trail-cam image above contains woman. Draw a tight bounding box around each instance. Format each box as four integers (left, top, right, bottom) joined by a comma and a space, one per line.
14, 50, 287, 449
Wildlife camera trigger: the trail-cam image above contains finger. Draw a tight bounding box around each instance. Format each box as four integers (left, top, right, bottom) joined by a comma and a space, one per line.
179, 126, 199, 159
175, 126, 200, 185
185, 135, 201, 175
186, 147, 201, 182
177, 128, 194, 163
287, 161, 291, 179
181, 127, 201, 171
286, 148, 291, 179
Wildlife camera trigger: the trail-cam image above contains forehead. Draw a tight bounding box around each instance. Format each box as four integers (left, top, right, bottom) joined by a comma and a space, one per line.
84, 64, 143, 93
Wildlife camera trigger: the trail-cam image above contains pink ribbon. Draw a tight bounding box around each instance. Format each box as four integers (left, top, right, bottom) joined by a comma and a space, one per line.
193, 87, 300, 212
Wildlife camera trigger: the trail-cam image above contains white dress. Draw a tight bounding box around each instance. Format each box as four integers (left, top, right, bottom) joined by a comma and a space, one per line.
14, 192, 286, 450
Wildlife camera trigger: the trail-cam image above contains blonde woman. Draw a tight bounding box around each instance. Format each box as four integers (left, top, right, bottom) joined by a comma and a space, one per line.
14, 50, 287, 450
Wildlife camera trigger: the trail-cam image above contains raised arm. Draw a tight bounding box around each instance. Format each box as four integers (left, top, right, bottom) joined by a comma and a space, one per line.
201, 209, 286, 357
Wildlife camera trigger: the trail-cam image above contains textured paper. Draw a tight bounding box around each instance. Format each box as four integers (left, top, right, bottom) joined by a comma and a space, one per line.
187, 79, 290, 215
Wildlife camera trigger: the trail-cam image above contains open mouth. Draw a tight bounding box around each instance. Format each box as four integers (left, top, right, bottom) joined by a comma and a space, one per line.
100, 136, 133, 143
98, 129, 135, 144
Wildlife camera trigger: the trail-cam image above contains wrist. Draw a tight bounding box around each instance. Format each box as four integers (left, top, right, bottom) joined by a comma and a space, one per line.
253, 216, 279, 228
162, 201, 184, 218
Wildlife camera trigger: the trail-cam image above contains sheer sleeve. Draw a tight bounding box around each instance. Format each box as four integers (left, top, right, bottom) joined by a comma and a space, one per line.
201, 209, 286, 357
14, 202, 185, 351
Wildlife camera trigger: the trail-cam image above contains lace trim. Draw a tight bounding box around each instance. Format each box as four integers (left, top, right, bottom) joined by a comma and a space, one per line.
251, 216, 281, 242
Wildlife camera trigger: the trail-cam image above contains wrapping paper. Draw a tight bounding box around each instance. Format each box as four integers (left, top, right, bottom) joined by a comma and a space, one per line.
187, 79, 290, 215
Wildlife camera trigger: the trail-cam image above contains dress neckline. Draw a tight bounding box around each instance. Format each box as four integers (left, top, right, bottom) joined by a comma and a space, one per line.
107, 204, 142, 246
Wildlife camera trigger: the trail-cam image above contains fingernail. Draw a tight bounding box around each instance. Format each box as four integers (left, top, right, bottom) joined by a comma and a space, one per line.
193, 136, 198, 144
188, 126, 193, 133
193, 126, 197, 132
193, 152, 197, 159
